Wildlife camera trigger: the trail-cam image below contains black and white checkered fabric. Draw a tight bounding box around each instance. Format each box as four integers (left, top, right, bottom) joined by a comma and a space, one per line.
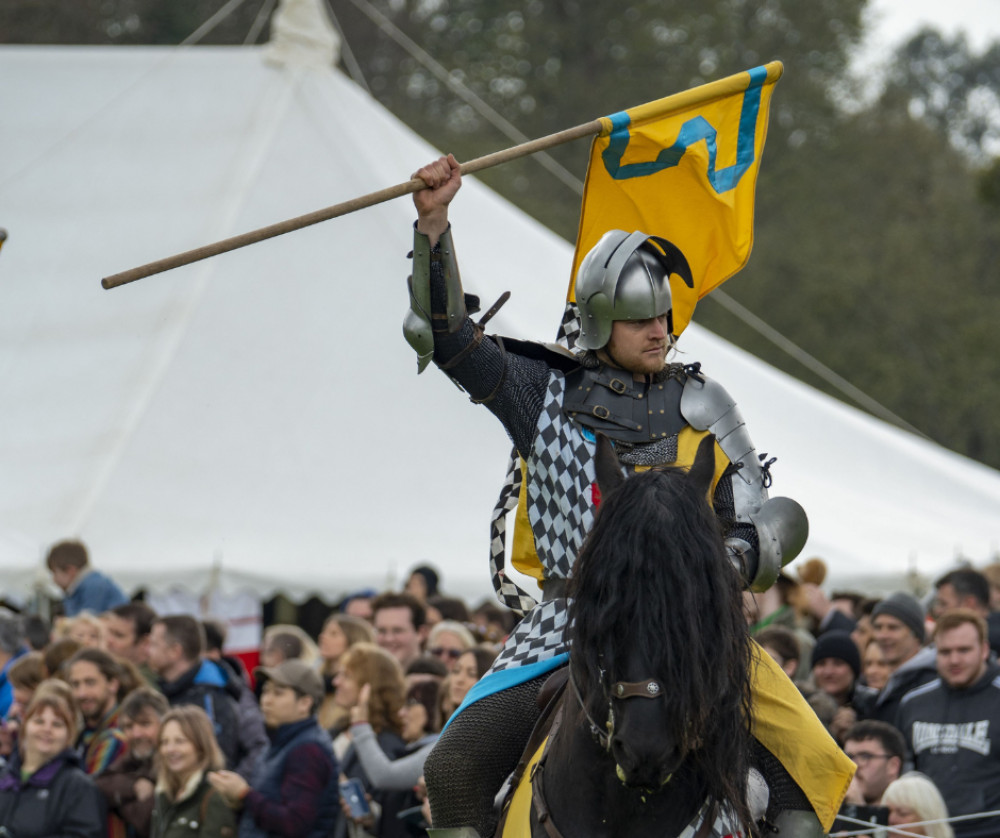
487, 597, 570, 672
677, 802, 740, 838
557, 301, 581, 350
486, 301, 583, 616
524, 372, 597, 581
487, 448, 539, 616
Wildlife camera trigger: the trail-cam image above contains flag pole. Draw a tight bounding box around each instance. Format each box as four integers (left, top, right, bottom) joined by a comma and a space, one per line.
101, 118, 603, 290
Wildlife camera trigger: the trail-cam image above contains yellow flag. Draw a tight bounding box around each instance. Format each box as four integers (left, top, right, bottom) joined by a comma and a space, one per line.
569, 62, 782, 336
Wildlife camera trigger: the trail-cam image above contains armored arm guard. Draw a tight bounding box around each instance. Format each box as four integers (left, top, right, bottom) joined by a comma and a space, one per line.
680, 375, 808, 591
404, 225, 469, 372
402, 224, 551, 457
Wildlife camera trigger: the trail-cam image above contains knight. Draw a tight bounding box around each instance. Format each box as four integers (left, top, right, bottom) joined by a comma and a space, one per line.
404, 153, 853, 837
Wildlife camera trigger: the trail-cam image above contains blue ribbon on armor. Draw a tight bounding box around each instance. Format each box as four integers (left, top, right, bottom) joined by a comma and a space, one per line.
441, 653, 570, 733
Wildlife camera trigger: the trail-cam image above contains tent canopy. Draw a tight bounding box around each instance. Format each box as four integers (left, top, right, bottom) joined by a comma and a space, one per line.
2, 5, 998, 604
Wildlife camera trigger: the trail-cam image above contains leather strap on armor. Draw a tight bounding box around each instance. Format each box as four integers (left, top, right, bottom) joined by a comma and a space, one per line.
562, 364, 688, 444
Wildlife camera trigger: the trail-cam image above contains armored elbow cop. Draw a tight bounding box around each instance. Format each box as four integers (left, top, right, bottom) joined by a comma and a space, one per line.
404, 226, 468, 372
681, 376, 808, 591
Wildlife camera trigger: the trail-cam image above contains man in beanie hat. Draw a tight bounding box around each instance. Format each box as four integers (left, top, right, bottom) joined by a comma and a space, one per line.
811, 630, 862, 700
864, 592, 937, 728
209, 660, 340, 838
810, 630, 877, 742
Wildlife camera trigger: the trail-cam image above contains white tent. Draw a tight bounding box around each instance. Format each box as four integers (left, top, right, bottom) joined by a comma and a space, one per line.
2, 3, 999, 606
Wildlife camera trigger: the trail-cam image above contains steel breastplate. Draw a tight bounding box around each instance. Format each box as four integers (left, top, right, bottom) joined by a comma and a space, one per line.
562, 364, 688, 445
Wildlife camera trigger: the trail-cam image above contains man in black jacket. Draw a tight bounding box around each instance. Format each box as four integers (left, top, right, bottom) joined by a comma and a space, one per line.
899, 609, 1000, 838
148, 614, 266, 778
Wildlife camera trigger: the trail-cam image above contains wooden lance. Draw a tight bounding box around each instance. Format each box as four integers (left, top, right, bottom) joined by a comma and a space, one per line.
101, 119, 602, 290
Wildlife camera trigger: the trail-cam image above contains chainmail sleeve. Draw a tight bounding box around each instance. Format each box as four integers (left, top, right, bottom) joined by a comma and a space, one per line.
429, 258, 550, 457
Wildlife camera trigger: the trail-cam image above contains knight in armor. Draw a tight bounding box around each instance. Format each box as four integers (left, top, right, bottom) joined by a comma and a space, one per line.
404, 154, 853, 838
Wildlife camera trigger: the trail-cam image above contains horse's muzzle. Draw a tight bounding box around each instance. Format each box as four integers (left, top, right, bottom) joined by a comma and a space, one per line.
611, 737, 683, 790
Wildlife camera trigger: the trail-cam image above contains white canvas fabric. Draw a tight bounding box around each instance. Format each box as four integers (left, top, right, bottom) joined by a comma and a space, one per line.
1, 19, 998, 603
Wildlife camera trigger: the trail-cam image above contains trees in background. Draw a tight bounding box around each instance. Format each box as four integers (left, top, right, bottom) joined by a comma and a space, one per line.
2, 0, 998, 466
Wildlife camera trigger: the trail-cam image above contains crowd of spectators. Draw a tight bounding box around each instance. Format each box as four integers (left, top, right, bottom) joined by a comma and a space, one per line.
6, 537, 1000, 837
0, 544, 510, 838
748, 562, 1000, 837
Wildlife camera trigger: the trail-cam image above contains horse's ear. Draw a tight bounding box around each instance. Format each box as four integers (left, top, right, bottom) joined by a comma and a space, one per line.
688, 434, 717, 499
594, 433, 625, 499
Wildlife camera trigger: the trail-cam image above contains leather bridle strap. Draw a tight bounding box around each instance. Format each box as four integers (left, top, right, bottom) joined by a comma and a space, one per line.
611, 679, 664, 699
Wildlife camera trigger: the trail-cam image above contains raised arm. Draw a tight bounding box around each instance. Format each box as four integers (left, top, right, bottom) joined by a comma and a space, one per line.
403, 156, 550, 457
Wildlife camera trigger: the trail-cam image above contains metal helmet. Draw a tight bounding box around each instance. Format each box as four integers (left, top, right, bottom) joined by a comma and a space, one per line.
574, 230, 693, 351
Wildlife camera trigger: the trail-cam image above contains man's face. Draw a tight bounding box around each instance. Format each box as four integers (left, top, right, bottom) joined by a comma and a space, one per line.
934, 583, 961, 615
812, 657, 855, 699
843, 737, 900, 805
68, 660, 118, 726
259, 680, 311, 728
933, 582, 981, 618
146, 623, 178, 675
104, 615, 148, 664
604, 315, 670, 375
936, 622, 989, 689
50, 565, 76, 592
873, 614, 921, 669
374, 606, 423, 666
120, 709, 161, 760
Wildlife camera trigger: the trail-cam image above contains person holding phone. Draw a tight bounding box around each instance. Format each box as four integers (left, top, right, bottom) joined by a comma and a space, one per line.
209, 660, 339, 838
332, 644, 409, 838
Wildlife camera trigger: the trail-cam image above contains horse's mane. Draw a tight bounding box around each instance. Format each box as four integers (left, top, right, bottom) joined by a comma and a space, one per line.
567, 465, 753, 826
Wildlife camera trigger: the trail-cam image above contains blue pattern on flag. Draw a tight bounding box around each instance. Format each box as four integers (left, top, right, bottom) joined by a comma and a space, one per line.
601, 65, 767, 193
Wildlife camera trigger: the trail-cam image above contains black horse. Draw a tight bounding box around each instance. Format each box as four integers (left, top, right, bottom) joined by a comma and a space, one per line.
497, 435, 756, 837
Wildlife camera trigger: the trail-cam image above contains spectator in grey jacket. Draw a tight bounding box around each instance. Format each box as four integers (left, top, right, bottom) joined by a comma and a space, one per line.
865, 592, 936, 727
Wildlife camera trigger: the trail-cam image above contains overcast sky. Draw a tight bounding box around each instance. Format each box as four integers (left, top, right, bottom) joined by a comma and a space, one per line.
863, 0, 1000, 54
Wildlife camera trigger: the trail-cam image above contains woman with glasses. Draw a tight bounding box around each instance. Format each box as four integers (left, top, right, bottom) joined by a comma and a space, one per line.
424, 621, 475, 667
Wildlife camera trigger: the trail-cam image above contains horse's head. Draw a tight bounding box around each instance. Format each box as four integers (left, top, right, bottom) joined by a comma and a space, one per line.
568, 434, 752, 803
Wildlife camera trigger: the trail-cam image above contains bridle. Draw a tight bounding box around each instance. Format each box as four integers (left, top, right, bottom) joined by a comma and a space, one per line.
569, 665, 665, 752
523, 669, 669, 838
